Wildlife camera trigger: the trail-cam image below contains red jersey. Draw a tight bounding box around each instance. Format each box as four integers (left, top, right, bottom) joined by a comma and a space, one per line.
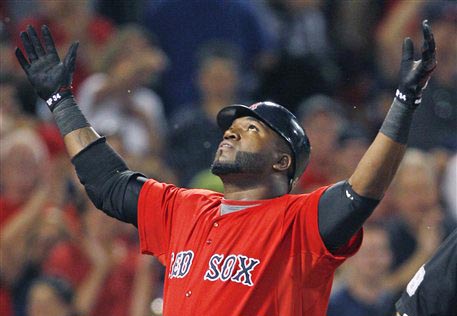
138, 180, 362, 316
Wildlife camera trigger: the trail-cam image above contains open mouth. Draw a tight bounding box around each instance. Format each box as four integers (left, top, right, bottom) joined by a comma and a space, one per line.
218, 141, 234, 149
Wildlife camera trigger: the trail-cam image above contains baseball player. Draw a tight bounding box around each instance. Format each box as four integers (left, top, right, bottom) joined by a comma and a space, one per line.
395, 228, 457, 316
15, 21, 436, 316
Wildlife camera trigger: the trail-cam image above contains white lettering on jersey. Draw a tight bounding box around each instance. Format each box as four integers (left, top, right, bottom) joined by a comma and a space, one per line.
169, 250, 194, 279
204, 254, 260, 286
406, 265, 425, 297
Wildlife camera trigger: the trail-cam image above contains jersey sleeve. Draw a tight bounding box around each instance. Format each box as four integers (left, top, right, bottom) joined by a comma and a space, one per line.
296, 186, 363, 264
137, 179, 192, 265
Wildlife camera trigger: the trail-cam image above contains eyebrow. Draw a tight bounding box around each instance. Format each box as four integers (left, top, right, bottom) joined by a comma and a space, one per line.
231, 116, 269, 131
243, 117, 267, 127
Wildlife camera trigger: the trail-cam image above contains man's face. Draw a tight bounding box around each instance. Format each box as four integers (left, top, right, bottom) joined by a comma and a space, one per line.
211, 116, 282, 176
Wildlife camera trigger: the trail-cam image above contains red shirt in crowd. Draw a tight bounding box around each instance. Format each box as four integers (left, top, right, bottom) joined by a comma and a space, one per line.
43, 239, 138, 316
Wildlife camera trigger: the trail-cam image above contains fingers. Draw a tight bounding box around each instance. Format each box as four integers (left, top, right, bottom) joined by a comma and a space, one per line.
15, 47, 30, 72
27, 25, 46, 57
421, 20, 437, 68
402, 37, 414, 62
41, 25, 58, 57
63, 41, 79, 73
20, 30, 38, 62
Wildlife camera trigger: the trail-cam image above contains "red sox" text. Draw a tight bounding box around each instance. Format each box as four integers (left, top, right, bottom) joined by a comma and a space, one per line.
168, 251, 260, 287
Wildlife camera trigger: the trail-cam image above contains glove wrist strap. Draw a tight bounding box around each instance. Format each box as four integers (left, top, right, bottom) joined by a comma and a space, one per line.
395, 89, 422, 108
46, 86, 73, 112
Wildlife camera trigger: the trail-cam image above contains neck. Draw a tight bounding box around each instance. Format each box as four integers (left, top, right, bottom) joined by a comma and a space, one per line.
221, 174, 289, 200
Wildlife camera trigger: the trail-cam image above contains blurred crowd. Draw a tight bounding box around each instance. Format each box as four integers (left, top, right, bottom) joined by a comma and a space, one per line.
0, 1, 456, 316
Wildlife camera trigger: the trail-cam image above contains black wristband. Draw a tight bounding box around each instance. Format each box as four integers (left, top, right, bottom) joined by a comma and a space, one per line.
52, 95, 90, 136
379, 98, 415, 144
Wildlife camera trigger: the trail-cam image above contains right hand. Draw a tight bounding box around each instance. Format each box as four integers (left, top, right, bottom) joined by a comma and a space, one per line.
15, 25, 79, 103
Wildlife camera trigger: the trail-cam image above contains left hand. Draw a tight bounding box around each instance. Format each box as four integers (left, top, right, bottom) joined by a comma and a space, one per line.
396, 20, 437, 107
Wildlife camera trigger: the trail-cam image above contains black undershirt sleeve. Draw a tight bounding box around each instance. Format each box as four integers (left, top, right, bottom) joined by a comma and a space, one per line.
71, 137, 146, 227
318, 181, 380, 253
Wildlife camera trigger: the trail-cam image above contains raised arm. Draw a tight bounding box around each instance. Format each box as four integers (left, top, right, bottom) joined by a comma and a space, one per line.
318, 21, 437, 252
15, 25, 145, 226
349, 20, 436, 197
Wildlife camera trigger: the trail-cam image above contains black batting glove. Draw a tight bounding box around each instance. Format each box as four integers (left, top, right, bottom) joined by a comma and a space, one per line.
396, 20, 437, 108
15, 25, 79, 111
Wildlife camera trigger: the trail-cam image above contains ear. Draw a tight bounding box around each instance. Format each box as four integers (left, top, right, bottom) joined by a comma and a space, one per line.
273, 153, 292, 172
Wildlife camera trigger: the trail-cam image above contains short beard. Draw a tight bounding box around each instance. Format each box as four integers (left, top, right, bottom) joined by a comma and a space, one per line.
211, 151, 268, 176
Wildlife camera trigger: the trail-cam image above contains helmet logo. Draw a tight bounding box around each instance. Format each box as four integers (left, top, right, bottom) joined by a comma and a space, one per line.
249, 103, 261, 110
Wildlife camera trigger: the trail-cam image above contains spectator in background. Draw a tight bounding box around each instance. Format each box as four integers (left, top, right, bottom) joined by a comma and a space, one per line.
328, 224, 396, 316
0, 129, 50, 225
77, 24, 167, 157
442, 154, 457, 222
334, 125, 371, 181
42, 203, 158, 316
327, 1, 383, 108
376, 1, 457, 151
0, 129, 71, 316
408, 3, 457, 151
143, 0, 274, 117
26, 277, 76, 316
293, 94, 345, 193
258, 0, 340, 113
14, 0, 115, 93
168, 43, 242, 186
384, 149, 456, 293
0, 74, 24, 136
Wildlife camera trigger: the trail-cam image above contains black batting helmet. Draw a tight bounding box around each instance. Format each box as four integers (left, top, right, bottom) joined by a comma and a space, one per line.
216, 101, 311, 189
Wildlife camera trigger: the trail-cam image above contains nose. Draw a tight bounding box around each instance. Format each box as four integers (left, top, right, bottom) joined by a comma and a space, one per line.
223, 127, 240, 140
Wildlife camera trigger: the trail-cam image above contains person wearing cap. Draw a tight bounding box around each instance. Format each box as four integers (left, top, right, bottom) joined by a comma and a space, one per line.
15, 21, 436, 316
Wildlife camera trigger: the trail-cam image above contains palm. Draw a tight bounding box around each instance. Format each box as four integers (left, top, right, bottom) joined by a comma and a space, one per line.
28, 55, 66, 97
15, 25, 78, 100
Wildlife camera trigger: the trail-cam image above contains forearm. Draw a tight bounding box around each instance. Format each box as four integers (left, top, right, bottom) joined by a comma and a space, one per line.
349, 95, 416, 199
349, 21, 436, 198
64, 127, 101, 158
50, 94, 142, 223
384, 249, 431, 292
75, 266, 109, 316
130, 257, 156, 316
0, 187, 48, 243
349, 133, 406, 199
46, 93, 101, 157
0, 188, 49, 283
